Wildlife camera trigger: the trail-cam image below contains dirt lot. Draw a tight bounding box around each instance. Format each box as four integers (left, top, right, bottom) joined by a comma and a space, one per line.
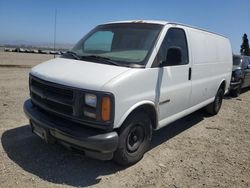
0, 52, 250, 188
0, 52, 54, 67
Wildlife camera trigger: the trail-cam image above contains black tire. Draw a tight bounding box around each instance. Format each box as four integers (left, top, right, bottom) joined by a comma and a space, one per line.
230, 80, 242, 97
113, 111, 152, 166
206, 87, 224, 115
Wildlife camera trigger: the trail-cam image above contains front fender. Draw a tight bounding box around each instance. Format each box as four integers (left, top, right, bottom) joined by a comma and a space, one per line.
115, 100, 156, 129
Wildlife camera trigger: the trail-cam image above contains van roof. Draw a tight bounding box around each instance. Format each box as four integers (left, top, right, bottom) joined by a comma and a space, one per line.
104, 20, 228, 39
105, 20, 169, 25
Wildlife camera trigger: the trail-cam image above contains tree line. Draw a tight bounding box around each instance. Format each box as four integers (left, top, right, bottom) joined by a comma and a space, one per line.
241, 33, 250, 56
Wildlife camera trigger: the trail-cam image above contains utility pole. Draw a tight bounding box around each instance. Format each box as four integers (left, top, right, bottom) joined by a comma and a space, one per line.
53, 9, 57, 58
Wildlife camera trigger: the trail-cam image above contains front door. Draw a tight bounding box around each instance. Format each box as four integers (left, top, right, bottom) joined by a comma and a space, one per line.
154, 27, 192, 125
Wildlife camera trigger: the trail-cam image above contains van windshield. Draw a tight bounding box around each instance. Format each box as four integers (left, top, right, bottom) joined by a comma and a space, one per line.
68, 23, 163, 67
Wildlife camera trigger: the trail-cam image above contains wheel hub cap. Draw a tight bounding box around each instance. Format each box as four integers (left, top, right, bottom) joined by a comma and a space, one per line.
127, 125, 145, 153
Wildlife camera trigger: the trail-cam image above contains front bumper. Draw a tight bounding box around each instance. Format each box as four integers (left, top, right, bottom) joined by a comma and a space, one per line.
23, 99, 119, 160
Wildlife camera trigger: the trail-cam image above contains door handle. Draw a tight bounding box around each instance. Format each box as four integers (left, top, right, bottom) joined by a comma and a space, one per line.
188, 67, 192, 80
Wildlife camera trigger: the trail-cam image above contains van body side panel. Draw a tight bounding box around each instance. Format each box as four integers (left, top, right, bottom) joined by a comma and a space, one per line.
187, 28, 232, 107
157, 97, 214, 129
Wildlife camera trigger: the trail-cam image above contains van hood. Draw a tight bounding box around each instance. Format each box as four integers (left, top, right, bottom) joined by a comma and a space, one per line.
31, 58, 131, 91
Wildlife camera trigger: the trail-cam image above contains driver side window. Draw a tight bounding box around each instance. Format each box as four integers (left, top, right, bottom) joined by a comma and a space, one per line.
153, 28, 189, 67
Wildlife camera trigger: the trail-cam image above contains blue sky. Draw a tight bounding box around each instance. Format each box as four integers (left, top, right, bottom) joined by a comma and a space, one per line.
0, 0, 249, 53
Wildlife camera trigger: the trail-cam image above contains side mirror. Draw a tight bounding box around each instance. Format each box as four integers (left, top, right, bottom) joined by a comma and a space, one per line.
247, 64, 250, 69
164, 47, 182, 66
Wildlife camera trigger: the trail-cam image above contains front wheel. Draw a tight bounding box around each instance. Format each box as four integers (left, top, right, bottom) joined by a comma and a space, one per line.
113, 111, 152, 166
206, 87, 224, 115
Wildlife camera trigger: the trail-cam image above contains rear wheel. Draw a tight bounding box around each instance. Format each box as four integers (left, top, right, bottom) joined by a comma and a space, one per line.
113, 111, 152, 166
206, 87, 224, 115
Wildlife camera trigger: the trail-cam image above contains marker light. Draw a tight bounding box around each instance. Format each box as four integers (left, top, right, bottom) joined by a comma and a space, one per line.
101, 96, 111, 121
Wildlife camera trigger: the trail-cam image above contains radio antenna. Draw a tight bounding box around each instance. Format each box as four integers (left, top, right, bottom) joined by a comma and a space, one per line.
53, 8, 57, 58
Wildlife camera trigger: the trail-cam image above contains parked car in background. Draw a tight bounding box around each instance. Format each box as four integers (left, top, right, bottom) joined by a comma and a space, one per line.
4, 48, 12, 52
230, 55, 250, 97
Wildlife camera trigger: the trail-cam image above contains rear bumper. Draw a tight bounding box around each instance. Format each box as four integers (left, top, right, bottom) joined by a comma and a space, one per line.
23, 99, 119, 160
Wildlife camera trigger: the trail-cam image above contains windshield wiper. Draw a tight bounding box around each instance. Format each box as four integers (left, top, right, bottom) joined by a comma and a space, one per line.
63, 51, 80, 60
81, 55, 121, 66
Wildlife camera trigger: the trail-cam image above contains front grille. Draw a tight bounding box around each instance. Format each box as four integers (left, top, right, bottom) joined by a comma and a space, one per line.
29, 75, 114, 130
31, 78, 73, 99
30, 76, 74, 116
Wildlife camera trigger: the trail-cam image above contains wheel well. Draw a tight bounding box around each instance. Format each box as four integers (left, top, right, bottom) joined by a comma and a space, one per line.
219, 80, 226, 92
129, 104, 157, 130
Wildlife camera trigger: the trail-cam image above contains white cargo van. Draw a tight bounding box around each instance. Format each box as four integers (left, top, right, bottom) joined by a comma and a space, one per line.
24, 20, 232, 165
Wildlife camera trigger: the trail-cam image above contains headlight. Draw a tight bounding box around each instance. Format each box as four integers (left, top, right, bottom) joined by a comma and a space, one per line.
84, 93, 112, 122
85, 94, 97, 108
84, 110, 96, 119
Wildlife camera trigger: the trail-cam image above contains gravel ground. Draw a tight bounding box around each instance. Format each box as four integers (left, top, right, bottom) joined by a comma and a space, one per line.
0, 52, 250, 187
0, 52, 54, 67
